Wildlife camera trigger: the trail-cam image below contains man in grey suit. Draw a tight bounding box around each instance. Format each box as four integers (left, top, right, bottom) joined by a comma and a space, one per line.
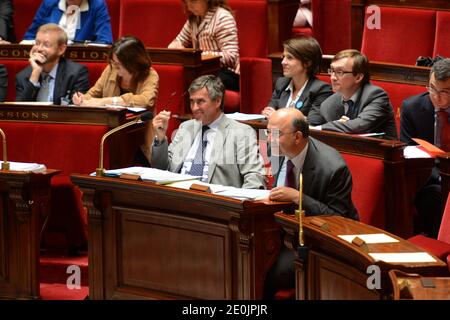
264, 108, 358, 299
16, 23, 89, 104
151, 75, 266, 189
307, 49, 398, 140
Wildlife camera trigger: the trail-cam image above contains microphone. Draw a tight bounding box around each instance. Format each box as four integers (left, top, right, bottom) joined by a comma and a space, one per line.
0, 128, 9, 170
96, 111, 153, 176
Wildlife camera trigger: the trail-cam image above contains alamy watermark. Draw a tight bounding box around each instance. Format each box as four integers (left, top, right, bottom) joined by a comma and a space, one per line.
66, 265, 81, 290
366, 5, 381, 30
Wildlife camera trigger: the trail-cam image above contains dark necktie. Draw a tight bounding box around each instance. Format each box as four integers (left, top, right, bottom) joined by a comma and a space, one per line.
436, 110, 449, 152
187, 125, 210, 177
37, 74, 51, 102
345, 100, 357, 119
284, 159, 296, 188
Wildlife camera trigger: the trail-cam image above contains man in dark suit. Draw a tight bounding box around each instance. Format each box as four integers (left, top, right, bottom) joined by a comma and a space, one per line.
0, 0, 15, 43
400, 58, 450, 237
308, 49, 398, 140
264, 108, 358, 298
16, 23, 89, 104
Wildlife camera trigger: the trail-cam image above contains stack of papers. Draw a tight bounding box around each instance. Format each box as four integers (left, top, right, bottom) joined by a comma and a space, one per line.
97, 166, 200, 184
1, 161, 46, 173
369, 252, 437, 263
225, 112, 266, 121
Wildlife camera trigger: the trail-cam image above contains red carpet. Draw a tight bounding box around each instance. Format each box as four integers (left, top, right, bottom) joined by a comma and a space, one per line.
40, 253, 89, 300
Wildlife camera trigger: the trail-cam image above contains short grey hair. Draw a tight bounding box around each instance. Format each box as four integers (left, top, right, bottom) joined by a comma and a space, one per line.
37, 23, 68, 45
188, 75, 225, 110
431, 58, 450, 81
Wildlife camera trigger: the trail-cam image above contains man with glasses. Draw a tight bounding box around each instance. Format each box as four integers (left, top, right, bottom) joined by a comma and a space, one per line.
16, 23, 89, 104
150, 75, 266, 189
263, 108, 358, 299
400, 58, 450, 237
308, 49, 398, 140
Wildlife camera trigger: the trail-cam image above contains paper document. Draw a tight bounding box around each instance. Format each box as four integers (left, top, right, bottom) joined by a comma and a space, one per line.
1, 161, 46, 173
214, 187, 270, 200
403, 145, 432, 159
98, 166, 200, 184
4, 101, 53, 106
338, 233, 399, 244
369, 252, 437, 263
225, 113, 266, 121
127, 107, 147, 113
412, 138, 444, 155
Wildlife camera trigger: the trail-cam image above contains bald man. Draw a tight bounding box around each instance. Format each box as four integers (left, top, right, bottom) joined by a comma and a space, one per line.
264, 108, 358, 299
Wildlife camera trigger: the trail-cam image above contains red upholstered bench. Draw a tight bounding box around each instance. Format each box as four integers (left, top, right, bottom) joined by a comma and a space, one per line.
361, 7, 436, 65
0, 59, 29, 101
13, 0, 42, 41
434, 11, 450, 58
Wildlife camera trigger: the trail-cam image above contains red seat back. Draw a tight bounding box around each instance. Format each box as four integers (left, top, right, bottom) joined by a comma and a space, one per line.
118, 0, 185, 47
438, 196, 450, 244
341, 154, 385, 229
434, 11, 450, 58
105, 0, 120, 41
0, 59, 30, 101
361, 7, 436, 65
13, 0, 42, 41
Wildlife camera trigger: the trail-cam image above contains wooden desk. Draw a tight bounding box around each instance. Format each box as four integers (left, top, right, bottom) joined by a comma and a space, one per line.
0, 104, 145, 170
274, 213, 448, 300
389, 269, 450, 300
0, 170, 59, 299
71, 174, 295, 299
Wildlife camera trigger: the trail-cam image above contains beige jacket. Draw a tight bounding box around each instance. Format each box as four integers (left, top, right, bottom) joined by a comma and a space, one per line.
85, 65, 159, 109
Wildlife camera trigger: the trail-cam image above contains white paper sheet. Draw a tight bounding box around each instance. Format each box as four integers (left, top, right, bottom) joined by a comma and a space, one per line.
225, 112, 266, 121
403, 145, 432, 159
369, 252, 437, 263
1, 161, 46, 173
338, 233, 399, 244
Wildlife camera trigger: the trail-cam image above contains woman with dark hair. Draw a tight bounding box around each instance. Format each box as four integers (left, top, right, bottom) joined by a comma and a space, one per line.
73, 36, 159, 109
262, 36, 332, 118
168, 0, 240, 92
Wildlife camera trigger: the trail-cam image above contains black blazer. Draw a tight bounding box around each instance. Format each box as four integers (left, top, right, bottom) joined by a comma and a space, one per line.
400, 92, 434, 146
268, 76, 332, 116
15, 58, 90, 104
0, 0, 15, 42
0, 64, 7, 102
272, 137, 359, 220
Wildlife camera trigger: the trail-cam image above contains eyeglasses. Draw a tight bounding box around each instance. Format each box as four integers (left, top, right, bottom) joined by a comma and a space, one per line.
426, 85, 450, 98
327, 68, 354, 77
264, 129, 298, 137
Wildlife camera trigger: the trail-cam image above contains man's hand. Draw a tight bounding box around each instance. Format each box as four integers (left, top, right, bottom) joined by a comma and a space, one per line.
269, 186, 300, 203
153, 110, 171, 142
338, 115, 350, 123
262, 106, 275, 118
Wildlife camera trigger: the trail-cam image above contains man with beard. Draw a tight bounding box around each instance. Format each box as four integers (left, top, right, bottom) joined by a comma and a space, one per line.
16, 23, 89, 104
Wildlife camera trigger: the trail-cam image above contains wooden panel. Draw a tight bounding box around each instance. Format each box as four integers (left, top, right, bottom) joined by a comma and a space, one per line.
0, 170, 58, 299
119, 209, 231, 299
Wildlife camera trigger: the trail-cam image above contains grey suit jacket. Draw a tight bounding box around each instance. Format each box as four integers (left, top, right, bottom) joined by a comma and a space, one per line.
268, 76, 332, 116
308, 83, 398, 140
151, 115, 266, 189
273, 137, 359, 220
16, 58, 90, 104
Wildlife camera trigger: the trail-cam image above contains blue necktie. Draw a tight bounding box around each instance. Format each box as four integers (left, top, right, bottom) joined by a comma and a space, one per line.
284, 159, 296, 188
345, 100, 357, 119
187, 125, 209, 178
37, 74, 51, 102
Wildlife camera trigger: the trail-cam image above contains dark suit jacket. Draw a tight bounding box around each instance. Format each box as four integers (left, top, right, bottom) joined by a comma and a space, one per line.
273, 137, 359, 220
400, 92, 434, 146
308, 82, 398, 140
268, 76, 332, 116
0, 0, 15, 42
16, 58, 90, 104
0, 64, 7, 102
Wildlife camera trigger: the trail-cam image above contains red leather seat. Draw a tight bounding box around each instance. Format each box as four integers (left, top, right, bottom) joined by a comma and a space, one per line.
105, 0, 120, 40
433, 11, 450, 58
13, 0, 42, 41
409, 196, 450, 273
361, 7, 436, 65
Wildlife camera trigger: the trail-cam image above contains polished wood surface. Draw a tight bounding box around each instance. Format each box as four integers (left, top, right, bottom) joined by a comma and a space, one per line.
71, 174, 295, 300
268, 0, 298, 53
0, 170, 59, 299
0, 103, 128, 127
275, 213, 448, 299
389, 269, 450, 300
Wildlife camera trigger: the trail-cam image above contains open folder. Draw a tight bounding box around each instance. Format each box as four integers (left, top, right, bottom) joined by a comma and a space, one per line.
412, 138, 445, 156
